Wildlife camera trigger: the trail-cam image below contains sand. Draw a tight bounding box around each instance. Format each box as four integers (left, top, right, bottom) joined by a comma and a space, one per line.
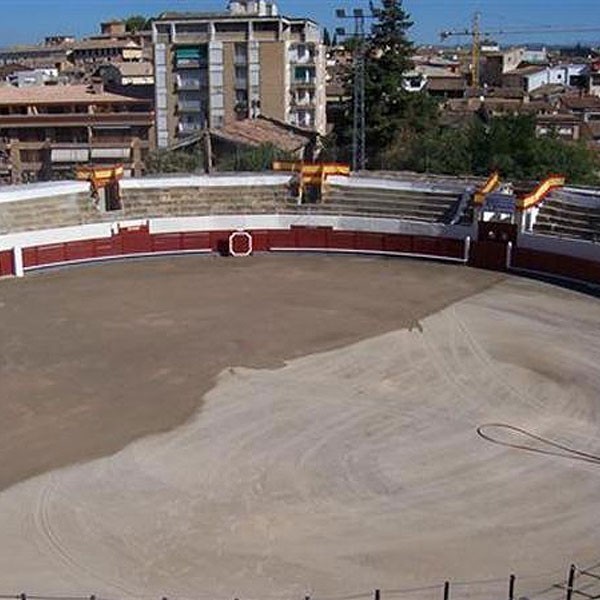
0, 255, 599, 600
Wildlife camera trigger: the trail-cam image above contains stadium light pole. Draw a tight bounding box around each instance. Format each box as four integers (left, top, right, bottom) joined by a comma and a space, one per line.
335, 8, 369, 172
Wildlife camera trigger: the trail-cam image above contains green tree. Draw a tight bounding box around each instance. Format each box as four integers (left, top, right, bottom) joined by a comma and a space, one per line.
145, 148, 204, 174
216, 144, 293, 172
333, 0, 418, 165
380, 113, 599, 185
364, 0, 415, 150
124, 15, 151, 32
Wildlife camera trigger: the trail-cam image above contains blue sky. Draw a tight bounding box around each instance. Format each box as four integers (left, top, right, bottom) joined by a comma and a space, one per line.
1, 0, 599, 47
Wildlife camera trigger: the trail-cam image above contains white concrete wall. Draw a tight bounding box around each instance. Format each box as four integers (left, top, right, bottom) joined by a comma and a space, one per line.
328, 176, 463, 195
0, 215, 472, 254
0, 222, 114, 252
0, 181, 89, 205
150, 214, 472, 239
518, 231, 600, 262
122, 174, 293, 189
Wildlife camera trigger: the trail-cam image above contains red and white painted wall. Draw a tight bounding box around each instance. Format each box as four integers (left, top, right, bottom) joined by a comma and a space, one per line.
0, 176, 598, 286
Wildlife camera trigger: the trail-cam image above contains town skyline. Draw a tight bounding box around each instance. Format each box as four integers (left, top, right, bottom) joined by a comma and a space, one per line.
0, 0, 599, 48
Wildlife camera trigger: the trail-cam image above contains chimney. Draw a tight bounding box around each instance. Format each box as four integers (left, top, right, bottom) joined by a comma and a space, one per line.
90, 76, 104, 95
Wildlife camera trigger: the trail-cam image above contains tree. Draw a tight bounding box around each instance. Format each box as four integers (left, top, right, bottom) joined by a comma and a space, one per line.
380, 113, 600, 185
145, 148, 204, 174
363, 0, 415, 149
216, 144, 294, 172
333, 0, 417, 165
124, 15, 151, 32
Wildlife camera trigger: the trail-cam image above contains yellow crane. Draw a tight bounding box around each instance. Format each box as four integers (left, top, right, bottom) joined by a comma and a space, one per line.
440, 17, 600, 89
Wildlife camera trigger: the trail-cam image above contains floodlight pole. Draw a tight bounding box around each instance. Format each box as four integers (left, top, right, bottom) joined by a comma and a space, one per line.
353, 11, 366, 172
335, 8, 368, 172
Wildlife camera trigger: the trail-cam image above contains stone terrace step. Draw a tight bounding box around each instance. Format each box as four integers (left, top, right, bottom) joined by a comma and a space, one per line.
536, 212, 600, 231
534, 222, 600, 242
300, 204, 441, 221
542, 199, 600, 219
326, 187, 459, 205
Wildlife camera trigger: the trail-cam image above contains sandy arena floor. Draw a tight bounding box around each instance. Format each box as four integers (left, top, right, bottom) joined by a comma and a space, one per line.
0, 255, 599, 600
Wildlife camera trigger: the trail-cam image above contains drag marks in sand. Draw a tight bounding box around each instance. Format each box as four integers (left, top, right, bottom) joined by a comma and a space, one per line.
0, 277, 598, 598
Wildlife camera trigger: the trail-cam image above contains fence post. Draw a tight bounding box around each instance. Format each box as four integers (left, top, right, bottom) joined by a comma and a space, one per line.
463, 236, 472, 263
444, 581, 450, 600
13, 245, 23, 277
509, 574, 516, 600
374, 589, 381, 600
505, 240, 513, 271
566, 564, 576, 600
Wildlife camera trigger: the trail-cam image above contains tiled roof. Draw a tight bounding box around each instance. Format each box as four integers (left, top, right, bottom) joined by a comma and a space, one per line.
486, 87, 527, 99
0, 63, 30, 79
0, 84, 146, 105
529, 83, 567, 98
426, 77, 466, 92
212, 116, 314, 152
505, 65, 546, 76
583, 121, 600, 138
0, 44, 67, 57
117, 62, 153, 77
537, 113, 582, 124
561, 95, 600, 111
73, 39, 140, 51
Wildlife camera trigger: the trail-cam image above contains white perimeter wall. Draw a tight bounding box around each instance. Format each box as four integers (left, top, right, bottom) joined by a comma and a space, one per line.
0, 215, 474, 253
518, 232, 600, 262
121, 174, 294, 190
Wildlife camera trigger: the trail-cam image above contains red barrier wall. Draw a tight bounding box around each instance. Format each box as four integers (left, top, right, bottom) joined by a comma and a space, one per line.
469, 241, 508, 271
5, 225, 599, 289
16, 229, 466, 271
0, 250, 13, 276
513, 247, 600, 285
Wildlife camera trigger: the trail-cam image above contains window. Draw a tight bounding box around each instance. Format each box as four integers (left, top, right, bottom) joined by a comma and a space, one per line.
176, 23, 209, 34
215, 22, 247, 33
234, 43, 248, 64
235, 65, 248, 88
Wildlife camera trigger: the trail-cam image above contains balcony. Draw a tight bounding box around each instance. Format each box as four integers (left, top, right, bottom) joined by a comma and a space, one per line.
289, 53, 316, 65
175, 58, 208, 69
292, 92, 315, 107
90, 147, 131, 159
290, 109, 315, 129
51, 148, 89, 163
292, 66, 316, 87
178, 99, 203, 113
0, 113, 154, 128
173, 33, 210, 45
176, 78, 206, 91
291, 78, 316, 88
16, 141, 150, 151
178, 121, 205, 135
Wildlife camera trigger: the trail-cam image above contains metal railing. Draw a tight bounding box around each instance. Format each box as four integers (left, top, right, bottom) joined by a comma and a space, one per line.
5, 564, 599, 600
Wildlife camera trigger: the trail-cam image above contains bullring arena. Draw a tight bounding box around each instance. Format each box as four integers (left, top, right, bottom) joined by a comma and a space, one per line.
0, 171, 599, 600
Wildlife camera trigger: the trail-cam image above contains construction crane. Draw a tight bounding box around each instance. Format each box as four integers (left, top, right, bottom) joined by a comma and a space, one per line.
440, 16, 600, 88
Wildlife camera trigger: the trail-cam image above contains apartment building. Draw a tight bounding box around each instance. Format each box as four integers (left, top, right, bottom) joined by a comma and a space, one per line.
70, 39, 144, 66
0, 43, 70, 69
152, 0, 326, 148
0, 81, 154, 182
